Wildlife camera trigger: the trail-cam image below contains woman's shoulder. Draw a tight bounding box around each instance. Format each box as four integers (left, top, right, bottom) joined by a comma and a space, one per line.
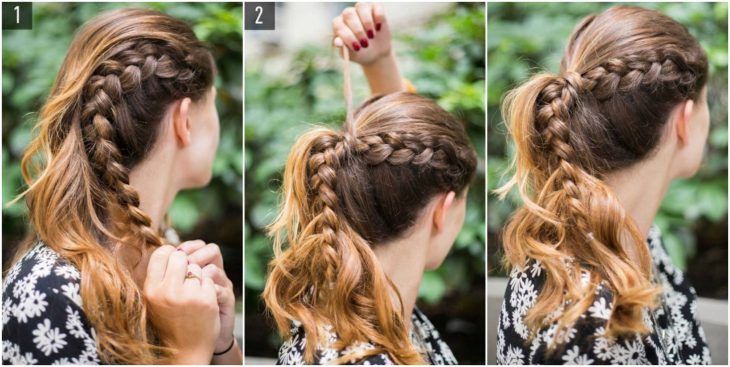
498, 259, 618, 364
3, 242, 83, 302
277, 320, 395, 365
411, 308, 458, 365
2, 242, 99, 365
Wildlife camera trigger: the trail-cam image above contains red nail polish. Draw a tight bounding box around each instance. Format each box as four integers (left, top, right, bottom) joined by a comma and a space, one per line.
352, 42, 360, 51
367, 30, 374, 39
376, 23, 382, 31
360, 39, 368, 48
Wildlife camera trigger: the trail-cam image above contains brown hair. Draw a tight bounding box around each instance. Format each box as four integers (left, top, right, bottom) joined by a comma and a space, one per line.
263, 48, 478, 364
11, 8, 215, 363
497, 5, 708, 344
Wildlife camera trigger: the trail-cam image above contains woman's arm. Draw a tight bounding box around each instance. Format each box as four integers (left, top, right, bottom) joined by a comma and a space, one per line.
332, 3, 405, 95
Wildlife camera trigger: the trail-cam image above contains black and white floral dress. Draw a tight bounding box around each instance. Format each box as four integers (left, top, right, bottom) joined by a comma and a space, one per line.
2, 243, 100, 365
497, 225, 711, 365
277, 308, 458, 365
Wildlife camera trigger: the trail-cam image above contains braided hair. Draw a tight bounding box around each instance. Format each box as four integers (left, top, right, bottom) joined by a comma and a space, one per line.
263, 47, 478, 363
497, 5, 708, 345
15, 8, 215, 363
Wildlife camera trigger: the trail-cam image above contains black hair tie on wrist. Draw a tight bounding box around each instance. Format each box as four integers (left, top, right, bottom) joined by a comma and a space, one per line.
213, 337, 235, 356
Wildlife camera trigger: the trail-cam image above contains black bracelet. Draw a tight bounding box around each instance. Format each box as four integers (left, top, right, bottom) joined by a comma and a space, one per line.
213, 337, 236, 356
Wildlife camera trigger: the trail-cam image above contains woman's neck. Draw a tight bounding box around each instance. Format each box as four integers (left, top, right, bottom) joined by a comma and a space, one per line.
372, 228, 431, 329
603, 152, 674, 240
125, 151, 179, 282
128, 153, 179, 234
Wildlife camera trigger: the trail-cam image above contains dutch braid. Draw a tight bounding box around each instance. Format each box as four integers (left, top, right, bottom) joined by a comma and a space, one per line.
14, 8, 215, 363
265, 45, 477, 364
498, 5, 708, 347
80, 40, 199, 250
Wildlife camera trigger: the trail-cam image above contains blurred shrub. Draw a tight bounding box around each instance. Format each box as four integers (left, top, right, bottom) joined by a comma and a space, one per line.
244, 1, 485, 351
2, 2, 243, 292
487, 2, 728, 287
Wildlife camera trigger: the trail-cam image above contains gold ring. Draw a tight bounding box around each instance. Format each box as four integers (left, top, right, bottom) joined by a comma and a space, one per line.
185, 271, 201, 281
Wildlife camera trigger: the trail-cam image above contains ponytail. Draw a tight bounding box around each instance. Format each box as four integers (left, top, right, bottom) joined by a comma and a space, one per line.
264, 46, 423, 364
497, 5, 708, 345
498, 72, 659, 342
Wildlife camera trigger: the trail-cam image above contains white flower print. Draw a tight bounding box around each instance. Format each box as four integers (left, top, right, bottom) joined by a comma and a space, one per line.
3, 340, 21, 363
32, 319, 68, 356
687, 354, 703, 365
562, 345, 594, 365
613, 339, 646, 364
16, 290, 48, 324
588, 297, 611, 320
497, 224, 711, 365
65, 306, 87, 339
3, 298, 15, 326
51, 357, 70, 365
60, 282, 82, 307
12, 273, 37, 299
529, 260, 543, 278
502, 345, 525, 365
3, 243, 99, 364
277, 308, 455, 365
54, 265, 80, 281
592, 336, 612, 361
31, 260, 53, 278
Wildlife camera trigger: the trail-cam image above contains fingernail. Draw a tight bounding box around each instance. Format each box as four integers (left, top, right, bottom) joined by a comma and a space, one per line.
352, 42, 360, 51
367, 30, 374, 39
360, 39, 369, 48
376, 23, 382, 31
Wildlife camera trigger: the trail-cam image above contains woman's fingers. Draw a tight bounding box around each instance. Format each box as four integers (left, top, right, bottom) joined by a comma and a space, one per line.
145, 245, 176, 286
162, 249, 189, 286
201, 276, 217, 301
372, 3, 386, 31
186, 243, 224, 269
355, 3, 376, 39
333, 15, 361, 52
202, 264, 233, 289
214, 284, 235, 309
333, 37, 345, 48
184, 263, 203, 288
342, 7, 368, 48
177, 239, 206, 255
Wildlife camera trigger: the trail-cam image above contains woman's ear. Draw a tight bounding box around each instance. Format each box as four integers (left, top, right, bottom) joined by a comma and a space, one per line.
675, 99, 695, 146
432, 191, 456, 232
172, 97, 193, 146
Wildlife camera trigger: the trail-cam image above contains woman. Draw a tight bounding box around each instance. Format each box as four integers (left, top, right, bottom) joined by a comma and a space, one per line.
2, 8, 242, 364
263, 3, 478, 365
496, 6, 711, 365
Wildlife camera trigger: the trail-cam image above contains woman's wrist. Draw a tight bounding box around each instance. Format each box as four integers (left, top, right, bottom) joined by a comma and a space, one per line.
211, 339, 242, 365
361, 51, 405, 95
214, 335, 235, 355
169, 349, 214, 365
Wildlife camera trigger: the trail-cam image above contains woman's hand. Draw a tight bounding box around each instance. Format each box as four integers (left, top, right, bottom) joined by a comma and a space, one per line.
144, 245, 219, 364
332, 3, 389, 65
332, 2, 405, 94
178, 241, 241, 364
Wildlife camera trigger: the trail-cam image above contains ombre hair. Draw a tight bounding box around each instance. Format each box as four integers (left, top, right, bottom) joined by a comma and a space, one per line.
497, 6, 708, 344
263, 49, 478, 363
9, 8, 215, 363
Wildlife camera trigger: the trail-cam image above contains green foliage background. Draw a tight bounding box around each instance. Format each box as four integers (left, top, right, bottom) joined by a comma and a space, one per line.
487, 2, 728, 298
2, 2, 244, 294
245, 3, 485, 361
